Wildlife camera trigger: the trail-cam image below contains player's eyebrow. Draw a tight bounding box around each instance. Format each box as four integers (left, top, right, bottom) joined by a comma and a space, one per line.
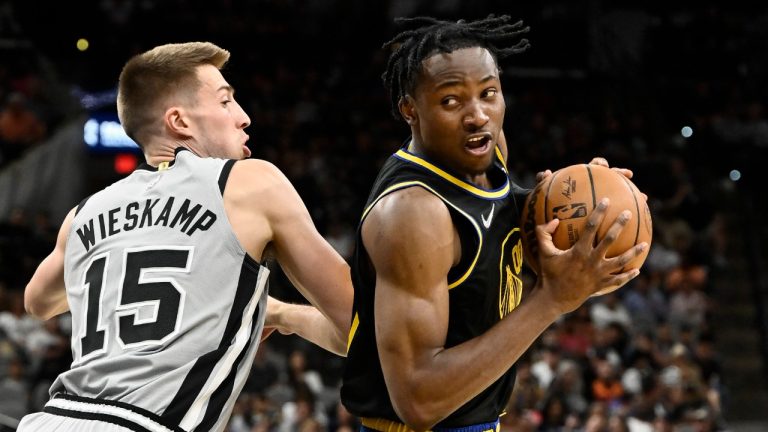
434, 74, 498, 91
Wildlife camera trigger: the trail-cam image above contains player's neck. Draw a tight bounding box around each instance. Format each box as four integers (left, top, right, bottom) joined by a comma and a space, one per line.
144, 146, 179, 168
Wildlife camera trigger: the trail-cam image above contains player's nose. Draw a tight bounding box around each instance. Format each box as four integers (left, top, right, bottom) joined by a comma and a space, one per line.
234, 100, 251, 129
462, 100, 489, 130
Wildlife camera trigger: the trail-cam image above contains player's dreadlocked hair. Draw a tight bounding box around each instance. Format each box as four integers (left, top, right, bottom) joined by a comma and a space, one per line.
382, 14, 530, 118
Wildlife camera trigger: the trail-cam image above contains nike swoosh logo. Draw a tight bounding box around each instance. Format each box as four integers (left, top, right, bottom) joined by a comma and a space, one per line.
481, 203, 495, 229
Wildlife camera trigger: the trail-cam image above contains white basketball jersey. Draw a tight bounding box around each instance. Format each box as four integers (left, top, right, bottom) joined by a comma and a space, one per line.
53, 148, 269, 432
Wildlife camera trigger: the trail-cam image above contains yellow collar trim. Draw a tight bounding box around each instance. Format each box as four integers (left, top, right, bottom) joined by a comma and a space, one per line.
395, 149, 508, 199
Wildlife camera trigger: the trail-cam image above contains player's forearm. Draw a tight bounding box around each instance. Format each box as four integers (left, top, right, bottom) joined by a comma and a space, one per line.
387, 289, 560, 430
273, 302, 348, 356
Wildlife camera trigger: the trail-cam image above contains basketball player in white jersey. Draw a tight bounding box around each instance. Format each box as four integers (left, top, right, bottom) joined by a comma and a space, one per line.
18, 42, 352, 432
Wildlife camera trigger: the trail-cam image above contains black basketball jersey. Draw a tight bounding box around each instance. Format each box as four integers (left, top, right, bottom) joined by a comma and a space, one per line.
341, 142, 530, 428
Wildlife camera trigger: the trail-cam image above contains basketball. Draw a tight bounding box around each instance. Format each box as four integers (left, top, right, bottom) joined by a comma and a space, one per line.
520, 164, 652, 274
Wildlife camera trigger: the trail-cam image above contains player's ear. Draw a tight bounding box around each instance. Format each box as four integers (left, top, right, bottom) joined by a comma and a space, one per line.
165, 106, 190, 137
398, 95, 417, 125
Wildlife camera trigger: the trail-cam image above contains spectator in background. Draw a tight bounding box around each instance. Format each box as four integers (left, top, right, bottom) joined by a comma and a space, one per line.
278, 383, 326, 432
590, 291, 632, 331
243, 342, 289, 403
0, 357, 29, 422
557, 306, 595, 359
667, 264, 710, 336
590, 356, 624, 407
505, 356, 542, 417
622, 272, 668, 335
327, 400, 359, 432
0, 92, 46, 163
25, 316, 70, 413
287, 349, 326, 403
532, 344, 563, 391
546, 359, 589, 418
0, 290, 40, 349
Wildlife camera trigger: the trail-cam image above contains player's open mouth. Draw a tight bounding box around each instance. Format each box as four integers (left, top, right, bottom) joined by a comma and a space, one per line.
465, 133, 492, 155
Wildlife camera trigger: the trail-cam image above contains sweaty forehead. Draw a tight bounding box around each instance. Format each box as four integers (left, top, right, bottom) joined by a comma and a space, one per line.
419, 47, 498, 85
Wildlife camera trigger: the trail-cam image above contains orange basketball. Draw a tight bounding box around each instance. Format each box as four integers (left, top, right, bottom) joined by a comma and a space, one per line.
520, 164, 652, 274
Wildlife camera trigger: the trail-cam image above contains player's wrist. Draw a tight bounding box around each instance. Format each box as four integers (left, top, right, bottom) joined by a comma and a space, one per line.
525, 280, 565, 321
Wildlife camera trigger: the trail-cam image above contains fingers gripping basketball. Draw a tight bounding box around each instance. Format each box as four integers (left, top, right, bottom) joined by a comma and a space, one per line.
520, 164, 652, 274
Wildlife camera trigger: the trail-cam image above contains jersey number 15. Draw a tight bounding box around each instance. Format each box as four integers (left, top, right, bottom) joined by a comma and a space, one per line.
79, 247, 193, 359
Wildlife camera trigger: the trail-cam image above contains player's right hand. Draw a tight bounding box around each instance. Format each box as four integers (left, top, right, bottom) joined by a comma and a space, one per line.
532, 197, 646, 314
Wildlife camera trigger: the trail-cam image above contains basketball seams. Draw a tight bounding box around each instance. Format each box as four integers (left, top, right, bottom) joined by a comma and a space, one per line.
519, 163, 652, 275
614, 173, 641, 273
618, 175, 642, 247
584, 164, 597, 210
543, 170, 558, 223
585, 164, 597, 247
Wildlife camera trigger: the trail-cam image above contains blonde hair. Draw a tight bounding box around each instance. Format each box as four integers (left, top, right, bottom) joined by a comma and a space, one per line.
117, 42, 230, 147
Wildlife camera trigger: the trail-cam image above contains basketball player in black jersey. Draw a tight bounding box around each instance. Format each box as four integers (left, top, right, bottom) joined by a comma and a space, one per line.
339, 15, 648, 432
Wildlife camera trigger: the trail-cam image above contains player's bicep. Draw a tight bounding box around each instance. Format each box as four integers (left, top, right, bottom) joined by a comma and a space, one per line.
364, 189, 455, 391
265, 168, 352, 332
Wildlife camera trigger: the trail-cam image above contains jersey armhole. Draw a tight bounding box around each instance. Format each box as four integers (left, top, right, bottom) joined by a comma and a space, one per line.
75, 194, 94, 216
446, 208, 480, 287
218, 159, 237, 194
216, 159, 265, 269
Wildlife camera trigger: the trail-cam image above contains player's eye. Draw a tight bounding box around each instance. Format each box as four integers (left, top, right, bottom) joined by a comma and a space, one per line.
482, 89, 498, 98
441, 96, 459, 106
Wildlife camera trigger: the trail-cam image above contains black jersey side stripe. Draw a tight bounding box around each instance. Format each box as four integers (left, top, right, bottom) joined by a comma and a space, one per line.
218, 159, 236, 194
197, 300, 262, 431
75, 194, 94, 216
44, 406, 152, 432
161, 255, 261, 425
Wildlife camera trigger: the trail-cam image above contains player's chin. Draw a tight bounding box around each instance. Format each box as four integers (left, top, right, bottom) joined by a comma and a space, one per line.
464, 152, 495, 173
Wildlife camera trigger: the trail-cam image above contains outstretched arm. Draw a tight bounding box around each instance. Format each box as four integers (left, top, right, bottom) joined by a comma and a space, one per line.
25, 207, 75, 320
227, 160, 353, 355
264, 296, 348, 356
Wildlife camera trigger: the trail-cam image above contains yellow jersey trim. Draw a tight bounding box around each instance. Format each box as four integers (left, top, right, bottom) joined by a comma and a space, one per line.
394, 149, 509, 199
359, 180, 482, 290
361, 417, 500, 432
347, 312, 360, 353
494, 146, 507, 171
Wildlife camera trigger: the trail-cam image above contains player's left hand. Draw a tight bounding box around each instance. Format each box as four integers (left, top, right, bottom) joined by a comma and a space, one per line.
586, 157, 648, 201
588, 156, 633, 180
264, 296, 293, 337
535, 157, 644, 200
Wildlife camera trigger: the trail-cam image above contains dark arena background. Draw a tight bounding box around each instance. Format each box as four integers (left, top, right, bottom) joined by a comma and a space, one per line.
1, 1, 767, 431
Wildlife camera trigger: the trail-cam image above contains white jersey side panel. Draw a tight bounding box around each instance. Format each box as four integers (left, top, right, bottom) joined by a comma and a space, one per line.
55, 150, 269, 432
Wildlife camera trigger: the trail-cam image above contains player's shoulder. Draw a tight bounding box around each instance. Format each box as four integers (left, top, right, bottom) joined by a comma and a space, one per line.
370, 185, 449, 224
73, 175, 132, 216
232, 159, 285, 181
227, 158, 292, 194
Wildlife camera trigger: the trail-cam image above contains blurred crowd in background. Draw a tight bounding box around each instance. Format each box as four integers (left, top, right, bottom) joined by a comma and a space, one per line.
1, 1, 767, 431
